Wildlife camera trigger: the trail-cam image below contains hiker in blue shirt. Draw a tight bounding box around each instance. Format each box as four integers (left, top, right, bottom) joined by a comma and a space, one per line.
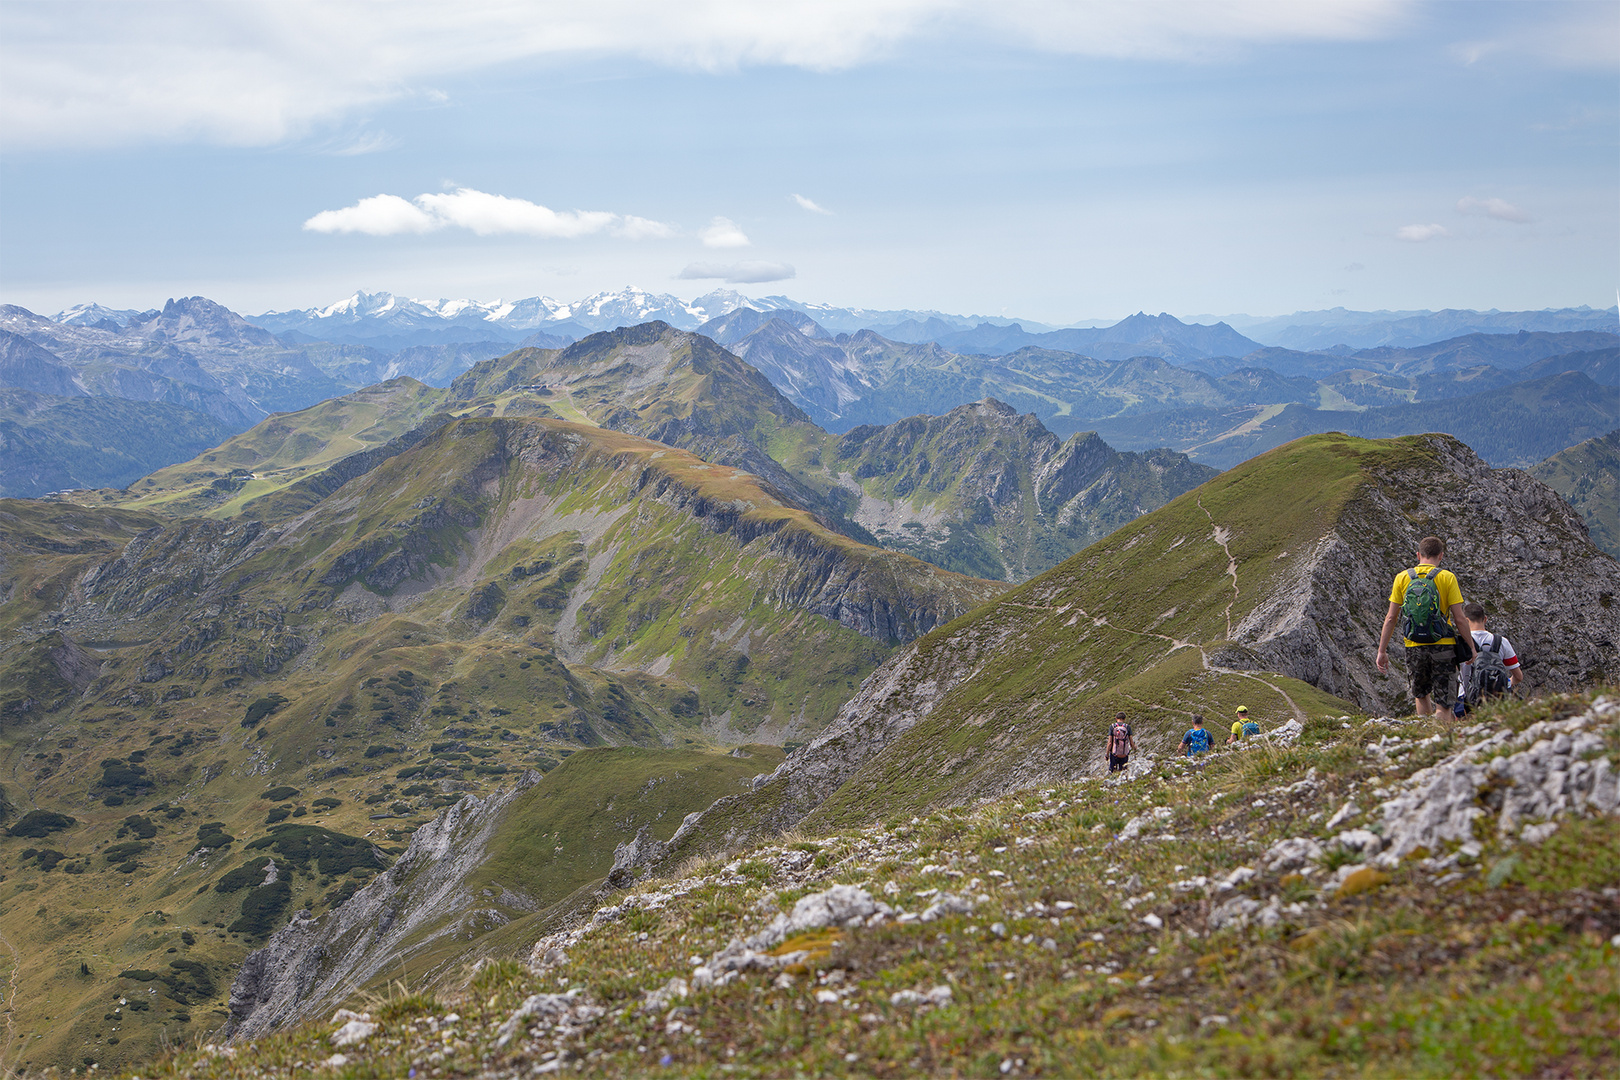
1180, 714, 1214, 757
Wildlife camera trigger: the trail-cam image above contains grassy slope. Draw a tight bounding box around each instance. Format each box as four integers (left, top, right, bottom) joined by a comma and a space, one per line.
1532, 429, 1619, 560
138, 689, 1620, 1079
81, 378, 451, 519
802, 433, 1415, 827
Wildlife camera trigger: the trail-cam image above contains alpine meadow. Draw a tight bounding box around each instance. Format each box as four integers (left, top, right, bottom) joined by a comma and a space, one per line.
2, 3, 1618, 1078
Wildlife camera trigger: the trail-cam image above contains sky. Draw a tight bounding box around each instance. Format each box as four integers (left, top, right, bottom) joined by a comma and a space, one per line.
1, 0, 1615, 325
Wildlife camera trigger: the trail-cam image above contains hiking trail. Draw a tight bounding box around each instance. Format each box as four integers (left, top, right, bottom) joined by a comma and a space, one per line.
1198, 494, 1240, 638
0, 924, 21, 1077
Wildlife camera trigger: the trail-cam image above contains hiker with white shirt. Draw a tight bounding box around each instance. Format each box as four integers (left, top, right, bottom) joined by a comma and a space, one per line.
1456, 600, 1522, 712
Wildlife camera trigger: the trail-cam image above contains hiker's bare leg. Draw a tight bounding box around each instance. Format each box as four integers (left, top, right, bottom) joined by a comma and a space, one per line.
1414, 695, 1434, 717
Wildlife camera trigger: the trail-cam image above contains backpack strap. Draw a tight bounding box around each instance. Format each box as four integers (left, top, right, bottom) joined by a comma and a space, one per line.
1489, 633, 1501, 655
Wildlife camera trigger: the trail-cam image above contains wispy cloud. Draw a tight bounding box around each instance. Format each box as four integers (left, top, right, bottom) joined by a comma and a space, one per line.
699, 216, 751, 248
614, 215, 679, 240
313, 129, 401, 156
1457, 196, 1531, 223
678, 261, 796, 284
0, 1, 1419, 150
791, 193, 834, 215
1395, 223, 1448, 242
304, 188, 665, 239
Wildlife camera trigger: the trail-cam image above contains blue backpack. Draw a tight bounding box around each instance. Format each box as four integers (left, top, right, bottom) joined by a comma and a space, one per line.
1242, 720, 1260, 737
1184, 727, 1212, 755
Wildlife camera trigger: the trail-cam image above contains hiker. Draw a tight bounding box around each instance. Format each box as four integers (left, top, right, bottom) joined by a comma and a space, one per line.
1225, 705, 1261, 745
1456, 601, 1523, 709
1180, 714, 1214, 757
1375, 535, 1475, 717
1105, 712, 1138, 772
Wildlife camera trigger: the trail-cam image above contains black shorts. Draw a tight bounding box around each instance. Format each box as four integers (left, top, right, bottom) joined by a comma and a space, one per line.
1406, 643, 1457, 706
1108, 754, 1129, 772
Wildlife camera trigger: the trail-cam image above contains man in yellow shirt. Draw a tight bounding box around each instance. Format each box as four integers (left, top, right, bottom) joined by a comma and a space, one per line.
1375, 536, 1475, 717
1226, 705, 1259, 745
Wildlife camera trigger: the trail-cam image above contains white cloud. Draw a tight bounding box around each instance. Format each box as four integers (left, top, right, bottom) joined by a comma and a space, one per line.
414, 189, 615, 237
1394, 223, 1448, 242
0, 1, 1419, 150
304, 194, 438, 236
792, 193, 834, 215
678, 261, 796, 284
614, 215, 679, 240
700, 217, 751, 248
1457, 196, 1531, 223
303, 187, 659, 239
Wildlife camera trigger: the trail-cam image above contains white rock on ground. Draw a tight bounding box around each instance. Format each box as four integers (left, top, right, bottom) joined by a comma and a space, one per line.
1374, 701, 1619, 866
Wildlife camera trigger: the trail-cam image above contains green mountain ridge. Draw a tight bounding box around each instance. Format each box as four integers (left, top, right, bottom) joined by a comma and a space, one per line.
1532, 429, 1620, 559
771, 398, 1216, 581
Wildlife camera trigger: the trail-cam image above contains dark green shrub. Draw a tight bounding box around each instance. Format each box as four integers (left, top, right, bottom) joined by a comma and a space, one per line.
192, 822, 233, 852
245, 824, 388, 876
216, 859, 282, 893
102, 842, 150, 864
118, 815, 158, 839
228, 880, 291, 937
242, 694, 288, 728
161, 958, 215, 1002
8, 810, 75, 838
97, 758, 150, 798
261, 786, 299, 801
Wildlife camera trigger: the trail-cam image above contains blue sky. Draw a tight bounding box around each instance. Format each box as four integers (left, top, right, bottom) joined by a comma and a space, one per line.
1, 1, 1614, 324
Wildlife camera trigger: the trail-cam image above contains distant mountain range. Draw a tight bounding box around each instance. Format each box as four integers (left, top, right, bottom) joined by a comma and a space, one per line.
240, 287, 1615, 356
3, 288, 1614, 499
1210, 305, 1619, 351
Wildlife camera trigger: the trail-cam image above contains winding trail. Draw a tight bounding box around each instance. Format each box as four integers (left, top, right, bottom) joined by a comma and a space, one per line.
1198, 493, 1240, 639
0, 924, 21, 1078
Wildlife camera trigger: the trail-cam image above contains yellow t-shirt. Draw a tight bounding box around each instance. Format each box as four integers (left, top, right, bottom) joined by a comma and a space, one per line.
1388, 565, 1462, 646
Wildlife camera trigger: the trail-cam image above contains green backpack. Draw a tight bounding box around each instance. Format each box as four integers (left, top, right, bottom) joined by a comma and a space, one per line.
1400, 566, 1452, 644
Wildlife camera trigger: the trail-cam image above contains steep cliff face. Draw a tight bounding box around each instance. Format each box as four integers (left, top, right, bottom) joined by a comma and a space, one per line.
229, 773, 544, 1038
661, 433, 1620, 852
227, 743, 784, 1038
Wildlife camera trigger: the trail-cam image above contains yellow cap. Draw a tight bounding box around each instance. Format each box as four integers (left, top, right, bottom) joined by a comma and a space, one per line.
1236, 706, 1248, 714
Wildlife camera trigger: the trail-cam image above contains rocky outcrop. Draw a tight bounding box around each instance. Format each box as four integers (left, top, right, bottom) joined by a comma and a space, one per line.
227, 771, 544, 1039
1231, 435, 1619, 713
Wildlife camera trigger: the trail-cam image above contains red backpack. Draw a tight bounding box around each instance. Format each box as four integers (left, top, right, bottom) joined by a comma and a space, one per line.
1108, 721, 1131, 757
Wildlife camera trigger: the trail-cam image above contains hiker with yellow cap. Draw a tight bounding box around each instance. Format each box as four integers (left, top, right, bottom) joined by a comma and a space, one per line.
1226, 705, 1261, 745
